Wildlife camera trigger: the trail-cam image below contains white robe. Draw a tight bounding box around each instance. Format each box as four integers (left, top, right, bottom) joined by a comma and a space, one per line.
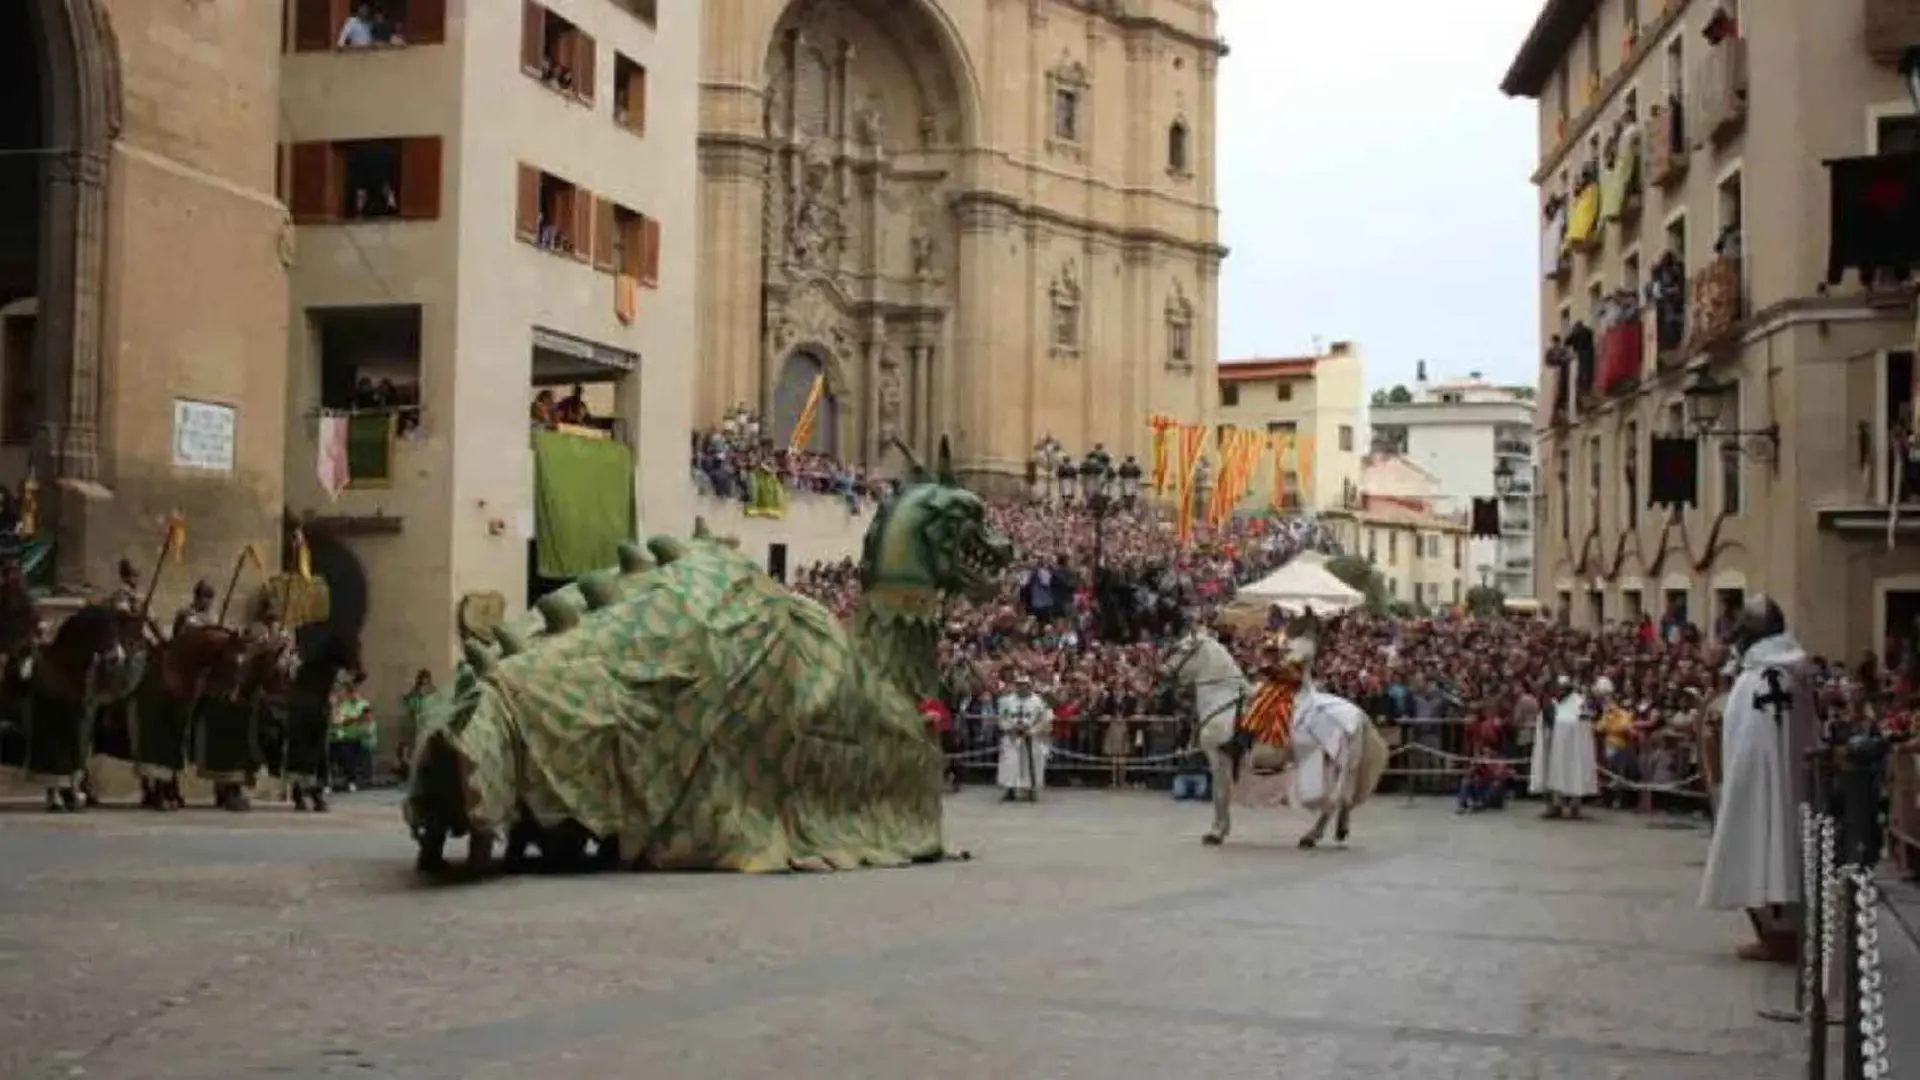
1700, 634, 1818, 911
995, 692, 1052, 792
1530, 691, 1600, 798
1289, 689, 1368, 811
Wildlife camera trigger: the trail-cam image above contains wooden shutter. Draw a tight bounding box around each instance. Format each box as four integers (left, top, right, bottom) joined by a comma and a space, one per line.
293, 0, 335, 52
574, 32, 597, 103
628, 63, 648, 133
514, 164, 540, 240
591, 199, 617, 271
520, 0, 545, 74
569, 185, 594, 261
288, 141, 337, 223
396, 137, 442, 220
640, 216, 660, 287
404, 0, 447, 45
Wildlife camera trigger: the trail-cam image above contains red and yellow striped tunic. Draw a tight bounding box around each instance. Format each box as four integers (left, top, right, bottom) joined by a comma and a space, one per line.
1241, 678, 1300, 749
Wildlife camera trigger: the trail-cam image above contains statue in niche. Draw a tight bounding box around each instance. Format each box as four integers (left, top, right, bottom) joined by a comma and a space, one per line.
918, 113, 942, 148
789, 154, 843, 268
876, 346, 904, 442
856, 96, 887, 148
909, 225, 936, 279
763, 81, 786, 138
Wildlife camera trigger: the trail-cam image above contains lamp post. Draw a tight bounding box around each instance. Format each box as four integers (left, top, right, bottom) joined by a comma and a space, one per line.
1683, 368, 1780, 468
1078, 447, 1118, 640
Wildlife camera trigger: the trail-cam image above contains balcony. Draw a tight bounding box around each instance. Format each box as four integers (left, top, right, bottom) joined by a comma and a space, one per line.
1693, 37, 1748, 146
1866, 0, 1920, 63
1495, 439, 1532, 458
1647, 100, 1689, 189
1683, 255, 1744, 356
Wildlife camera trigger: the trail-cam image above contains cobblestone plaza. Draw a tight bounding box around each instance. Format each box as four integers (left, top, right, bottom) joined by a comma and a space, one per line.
0, 793, 1821, 1079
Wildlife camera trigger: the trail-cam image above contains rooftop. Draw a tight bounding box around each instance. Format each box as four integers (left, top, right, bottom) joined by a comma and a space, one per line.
1499, 0, 1600, 99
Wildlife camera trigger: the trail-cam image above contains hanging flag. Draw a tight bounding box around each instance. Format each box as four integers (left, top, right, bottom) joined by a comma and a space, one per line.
1294, 434, 1317, 508
1175, 424, 1206, 544
789, 373, 826, 452
1269, 432, 1294, 512
164, 513, 187, 565
1148, 414, 1176, 494
1470, 498, 1501, 538
293, 527, 313, 582
241, 544, 264, 572
1825, 151, 1920, 285
316, 413, 351, 499
1647, 435, 1699, 508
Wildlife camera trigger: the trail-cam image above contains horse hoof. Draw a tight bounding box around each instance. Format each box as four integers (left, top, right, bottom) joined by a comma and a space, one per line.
1334, 831, 1349, 844
1201, 833, 1223, 847
1298, 837, 1318, 849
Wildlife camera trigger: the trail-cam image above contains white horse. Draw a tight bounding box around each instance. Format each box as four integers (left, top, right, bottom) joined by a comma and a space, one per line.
1161, 630, 1389, 849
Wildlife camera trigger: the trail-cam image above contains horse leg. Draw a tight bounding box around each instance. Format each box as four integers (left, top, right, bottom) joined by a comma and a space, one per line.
466, 827, 498, 870
1299, 808, 1332, 849
415, 824, 450, 874
44, 787, 59, 812
1333, 805, 1352, 845
1202, 749, 1232, 846
224, 782, 251, 812
306, 785, 329, 813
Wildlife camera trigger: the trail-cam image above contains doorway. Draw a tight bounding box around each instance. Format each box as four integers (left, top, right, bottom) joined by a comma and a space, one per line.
768, 542, 788, 584
1883, 589, 1920, 670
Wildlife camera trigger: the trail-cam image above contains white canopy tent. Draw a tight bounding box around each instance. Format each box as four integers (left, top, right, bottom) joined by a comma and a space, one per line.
1219, 559, 1364, 630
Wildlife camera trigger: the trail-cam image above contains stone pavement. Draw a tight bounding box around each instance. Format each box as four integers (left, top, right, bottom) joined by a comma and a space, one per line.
0, 792, 1823, 1079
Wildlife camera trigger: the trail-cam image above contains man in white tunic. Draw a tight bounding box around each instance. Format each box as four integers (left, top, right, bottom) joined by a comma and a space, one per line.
1699, 596, 1819, 963
996, 675, 1052, 803
1531, 674, 1603, 818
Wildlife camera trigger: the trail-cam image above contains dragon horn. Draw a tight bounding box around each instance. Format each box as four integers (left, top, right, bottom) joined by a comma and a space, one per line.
937, 436, 957, 486
890, 436, 930, 484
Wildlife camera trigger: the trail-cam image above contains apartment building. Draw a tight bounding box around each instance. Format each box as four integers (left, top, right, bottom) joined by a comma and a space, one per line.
278, 0, 697, 706
1370, 371, 1539, 597
1214, 342, 1364, 514
1321, 455, 1476, 612
1502, 0, 1920, 654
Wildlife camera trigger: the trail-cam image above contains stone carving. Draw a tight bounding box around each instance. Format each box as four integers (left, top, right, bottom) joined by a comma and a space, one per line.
763, 81, 786, 138
876, 347, 904, 441
856, 96, 887, 147
789, 150, 843, 268
910, 224, 936, 279
1050, 259, 1083, 355
919, 113, 940, 148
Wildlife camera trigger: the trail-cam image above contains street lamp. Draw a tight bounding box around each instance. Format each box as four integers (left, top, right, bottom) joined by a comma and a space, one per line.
1057, 456, 1079, 504
1684, 368, 1780, 467
1117, 455, 1142, 509
1076, 448, 1121, 640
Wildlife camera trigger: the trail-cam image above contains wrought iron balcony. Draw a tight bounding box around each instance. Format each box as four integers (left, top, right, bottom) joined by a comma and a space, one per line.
1866, 0, 1920, 63
1693, 37, 1749, 146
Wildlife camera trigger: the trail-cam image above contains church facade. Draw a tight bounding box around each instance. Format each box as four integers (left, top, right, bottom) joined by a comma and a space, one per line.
697, 0, 1227, 486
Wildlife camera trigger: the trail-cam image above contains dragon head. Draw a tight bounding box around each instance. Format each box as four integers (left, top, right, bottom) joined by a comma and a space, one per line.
861, 438, 1013, 610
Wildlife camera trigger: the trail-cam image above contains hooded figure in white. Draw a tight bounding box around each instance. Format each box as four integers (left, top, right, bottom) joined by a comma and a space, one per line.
1531, 673, 1604, 817
995, 675, 1053, 802
1698, 596, 1819, 963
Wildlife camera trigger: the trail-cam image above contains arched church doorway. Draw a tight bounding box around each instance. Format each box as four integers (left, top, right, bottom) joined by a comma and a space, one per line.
772, 350, 838, 456
0, 1, 46, 491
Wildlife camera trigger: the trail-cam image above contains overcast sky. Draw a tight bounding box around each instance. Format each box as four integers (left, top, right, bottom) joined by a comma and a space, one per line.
1215, 0, 1547, 392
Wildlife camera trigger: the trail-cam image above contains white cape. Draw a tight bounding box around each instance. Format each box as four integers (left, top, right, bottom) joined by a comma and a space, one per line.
1529, 692, 1600, 798
1290, 689, 1367, 811
1699, 634, 1817, 910
995, 693, 1052, 792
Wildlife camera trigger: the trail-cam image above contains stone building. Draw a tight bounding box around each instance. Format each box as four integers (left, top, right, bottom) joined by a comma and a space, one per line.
1503, 0, 1920, 654
2, 0, 290, 597
696, 0, 1227, 489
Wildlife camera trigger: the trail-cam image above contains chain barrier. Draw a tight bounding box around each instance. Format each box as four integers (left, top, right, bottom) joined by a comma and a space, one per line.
1844, 864, 1892, 1079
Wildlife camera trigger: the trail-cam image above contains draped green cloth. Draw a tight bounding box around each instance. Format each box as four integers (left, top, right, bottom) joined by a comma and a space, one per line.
1600, 128, 1642, 221
533, 430, 636, 578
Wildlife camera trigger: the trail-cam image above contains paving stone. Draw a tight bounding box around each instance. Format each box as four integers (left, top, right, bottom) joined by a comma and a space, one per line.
0, 792, 1845, 1078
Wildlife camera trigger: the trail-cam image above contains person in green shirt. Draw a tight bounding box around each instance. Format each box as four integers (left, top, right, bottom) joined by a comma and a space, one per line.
396, 669, 434, 781
328, 677, 376, 792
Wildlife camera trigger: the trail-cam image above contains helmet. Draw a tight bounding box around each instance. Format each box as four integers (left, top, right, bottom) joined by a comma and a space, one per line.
1730, 595, 1786, 655
193, 581, 215, 600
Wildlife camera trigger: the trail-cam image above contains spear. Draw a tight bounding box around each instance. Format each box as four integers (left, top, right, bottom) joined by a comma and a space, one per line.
217, 545, 264, 626
138, 514, 186, 619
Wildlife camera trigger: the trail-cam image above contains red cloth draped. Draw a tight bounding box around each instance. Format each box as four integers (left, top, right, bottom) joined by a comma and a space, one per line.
1596, 316, 1644, 395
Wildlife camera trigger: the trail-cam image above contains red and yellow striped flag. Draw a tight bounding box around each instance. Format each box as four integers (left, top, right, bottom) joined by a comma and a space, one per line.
788, 373, 826, 453
1174, 424, 1207, 545
1294, 433, 1317, 509
1268, 432, 1294, 512
1147, 414, 1178, 493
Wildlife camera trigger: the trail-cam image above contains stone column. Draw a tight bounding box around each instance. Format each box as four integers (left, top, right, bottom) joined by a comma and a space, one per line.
36, 146, 112, 589
950, 201, 1003, 476
910, 344, 931, 458
696, 139, 771, 427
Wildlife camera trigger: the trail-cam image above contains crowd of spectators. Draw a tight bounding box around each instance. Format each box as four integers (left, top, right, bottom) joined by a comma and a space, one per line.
690, 409, 891, 513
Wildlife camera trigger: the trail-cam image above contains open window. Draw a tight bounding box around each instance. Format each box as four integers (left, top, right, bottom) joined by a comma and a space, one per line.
290, 0, 446, 51
520, 1, 595, 103
614, 53, 648, 135
312, 304, 423, 489
515, 164, 593, 261
591, 199, 661, 286
1167, 120, 1189, 173
285, 137, 442, 224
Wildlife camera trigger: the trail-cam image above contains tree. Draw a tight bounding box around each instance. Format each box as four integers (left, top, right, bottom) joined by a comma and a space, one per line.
1324, 553, 1389, 615
1368, 385, 1414, 408
1465, 584, 1507, 618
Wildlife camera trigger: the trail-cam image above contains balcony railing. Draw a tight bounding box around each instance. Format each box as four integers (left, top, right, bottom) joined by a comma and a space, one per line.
1684, 255, 1745, 356
1693, 37, 1749, 146
1866, 0, 1920, 62
1647, 100, 1689, 189
1496, 440, 1532, 457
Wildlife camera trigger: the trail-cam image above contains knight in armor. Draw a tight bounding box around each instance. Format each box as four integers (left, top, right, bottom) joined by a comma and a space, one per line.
263, 603, 329, 811
132, 579, 219, 811
995, 674, 1052, 802
1529, 673, 1604, 818
172, 581, 216, 639
245, 602, 299, 792
1698, 596, 1819, 964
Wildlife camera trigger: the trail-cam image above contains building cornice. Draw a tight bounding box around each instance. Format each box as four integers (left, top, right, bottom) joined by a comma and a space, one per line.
951, 189, 1229, 262
1500, 0, 1604, 99
1526, 0, 1690, 185
1054, 1, 1229, 58
696, 134, 772, 180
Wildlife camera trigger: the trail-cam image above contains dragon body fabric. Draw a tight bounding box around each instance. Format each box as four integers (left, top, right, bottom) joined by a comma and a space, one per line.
404, 462, 1012, 873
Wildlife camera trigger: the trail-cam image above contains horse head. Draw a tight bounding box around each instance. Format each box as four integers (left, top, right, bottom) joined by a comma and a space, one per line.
40, 605, 142, 700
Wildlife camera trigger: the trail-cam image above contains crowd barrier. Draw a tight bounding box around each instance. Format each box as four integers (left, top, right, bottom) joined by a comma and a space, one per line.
940, 713, 1713, 807
1891, 743, 1920, 878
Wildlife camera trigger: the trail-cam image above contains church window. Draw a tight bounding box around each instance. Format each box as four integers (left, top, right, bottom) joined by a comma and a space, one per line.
1168, 120, 1189, 173
1054, 89, 1081, 142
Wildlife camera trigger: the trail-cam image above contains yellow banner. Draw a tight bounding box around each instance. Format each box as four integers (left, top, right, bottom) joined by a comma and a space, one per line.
1174, 424, 1206, 545
1269, 432, 1295, 512
1295, 433, 1316, 508
164, 514, 187, 565
789, 373, 826, 453
1148, 413, 1178, 494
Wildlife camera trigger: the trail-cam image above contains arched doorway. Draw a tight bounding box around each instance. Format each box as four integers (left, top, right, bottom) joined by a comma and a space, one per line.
1, 0, 119, 586
772, 350, 838, 456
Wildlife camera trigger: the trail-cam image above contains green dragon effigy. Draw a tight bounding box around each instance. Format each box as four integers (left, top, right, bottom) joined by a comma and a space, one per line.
404, 441, 1012, 874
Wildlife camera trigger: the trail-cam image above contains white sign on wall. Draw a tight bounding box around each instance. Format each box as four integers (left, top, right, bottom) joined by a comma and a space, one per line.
172, 399, 236, 473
